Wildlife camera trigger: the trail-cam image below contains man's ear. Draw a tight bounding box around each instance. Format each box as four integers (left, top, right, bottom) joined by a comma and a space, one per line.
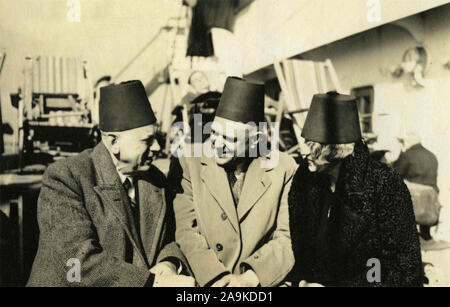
110, 134, 120, 155
103, 133, 120, 155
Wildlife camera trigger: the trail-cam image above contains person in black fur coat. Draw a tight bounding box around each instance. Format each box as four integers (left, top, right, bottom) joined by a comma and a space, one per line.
287, 92, 423, 287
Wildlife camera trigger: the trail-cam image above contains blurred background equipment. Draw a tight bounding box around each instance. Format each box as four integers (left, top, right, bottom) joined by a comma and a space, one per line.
10, 56, 99, 171
389, 46, 428, 87
185, 0, 239, 57
273, 58, 341, 159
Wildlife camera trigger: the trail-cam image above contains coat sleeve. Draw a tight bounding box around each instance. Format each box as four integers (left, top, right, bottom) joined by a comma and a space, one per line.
169, 157, 229, 287
241, 156, 297, 287
155, 188, 190, 274
30, 162, 153, 287
375, 171, 423, 287
156, 242, 189, 275
393, 152, 410, 177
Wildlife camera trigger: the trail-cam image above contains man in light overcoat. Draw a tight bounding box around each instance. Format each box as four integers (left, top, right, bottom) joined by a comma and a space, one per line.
169, 77, 297, 287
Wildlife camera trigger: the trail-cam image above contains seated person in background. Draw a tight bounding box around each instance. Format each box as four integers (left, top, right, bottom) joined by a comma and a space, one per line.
288, 92, 423, 287
394, 132, 439, 241
180, 70, 211, 114
169, 77, 297, 287
28, 81, 194, 287
171, 71, 211, 138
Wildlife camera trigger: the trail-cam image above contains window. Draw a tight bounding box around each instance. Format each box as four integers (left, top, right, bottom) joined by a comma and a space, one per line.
351, 86, 374, 134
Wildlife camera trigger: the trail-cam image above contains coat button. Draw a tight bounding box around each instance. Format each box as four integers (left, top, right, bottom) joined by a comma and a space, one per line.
221, 212, 227, 220
216, 243, 223, 251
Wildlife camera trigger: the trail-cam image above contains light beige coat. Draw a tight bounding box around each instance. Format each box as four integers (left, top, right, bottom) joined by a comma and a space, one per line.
171, 151, 297, 287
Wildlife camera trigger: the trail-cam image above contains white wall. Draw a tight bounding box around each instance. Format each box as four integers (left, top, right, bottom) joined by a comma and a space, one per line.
234, 0, 450, 74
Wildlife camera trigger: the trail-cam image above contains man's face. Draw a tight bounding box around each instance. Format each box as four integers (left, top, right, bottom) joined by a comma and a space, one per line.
210, 117, 252, 166
190, 72, 209, 93
105, 125, 160, 175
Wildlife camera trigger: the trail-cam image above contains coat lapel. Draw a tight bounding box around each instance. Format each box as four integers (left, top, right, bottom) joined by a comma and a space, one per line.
200, 157, 239, 232
137, 173, 165, 265
237, 158, 272, 222
334, 142, 375, 251
91, 143, 148, 267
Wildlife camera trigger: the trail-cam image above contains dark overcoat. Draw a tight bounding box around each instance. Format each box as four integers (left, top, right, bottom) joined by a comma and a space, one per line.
27, 142, 185, 286
393, 143, 439, 192
288, 142, 423, 287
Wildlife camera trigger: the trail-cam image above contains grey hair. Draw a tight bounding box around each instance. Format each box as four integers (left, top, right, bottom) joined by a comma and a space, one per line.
305, 141, 355, 165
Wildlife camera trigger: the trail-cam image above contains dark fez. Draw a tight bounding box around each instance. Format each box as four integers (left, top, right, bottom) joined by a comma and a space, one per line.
215, 77, 265, 124
301, 91, 362, 144
99, 80, 157, 132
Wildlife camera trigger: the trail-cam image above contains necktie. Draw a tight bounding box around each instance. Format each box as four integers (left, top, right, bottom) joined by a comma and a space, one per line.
227, 171, 245, 206
123, 177, 140, 235
123, 177, 136, 206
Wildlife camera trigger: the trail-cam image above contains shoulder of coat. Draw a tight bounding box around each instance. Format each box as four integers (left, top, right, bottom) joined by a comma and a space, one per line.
270, 150, 298, 172
49, 148, 95, 182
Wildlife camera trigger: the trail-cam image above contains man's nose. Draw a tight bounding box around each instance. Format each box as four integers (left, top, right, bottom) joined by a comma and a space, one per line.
150, 140, 161, 152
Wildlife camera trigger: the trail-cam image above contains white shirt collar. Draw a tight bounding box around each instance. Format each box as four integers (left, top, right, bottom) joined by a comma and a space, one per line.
105, 145, 136, 201
117, 169, 136, 203
116, 168, 129, 185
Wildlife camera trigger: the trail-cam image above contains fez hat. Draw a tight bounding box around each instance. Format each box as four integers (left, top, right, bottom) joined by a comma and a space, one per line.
191, 91, 221, 106
99, 80, 156, 132
301, 91, 362, 144
215, 77, 265, 124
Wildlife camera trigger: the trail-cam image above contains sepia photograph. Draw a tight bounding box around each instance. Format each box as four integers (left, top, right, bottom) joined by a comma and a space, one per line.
0, 0, 449, 291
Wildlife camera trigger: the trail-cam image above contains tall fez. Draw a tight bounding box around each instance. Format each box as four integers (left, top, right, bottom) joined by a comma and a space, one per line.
215, 77, 265, 124
301, 91, 362, 144
99, 80, 156, 132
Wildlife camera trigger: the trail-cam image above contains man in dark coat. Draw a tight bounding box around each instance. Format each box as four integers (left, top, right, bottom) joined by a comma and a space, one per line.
394, 133, 438, 192
394, 132, 439, 240
288, 92, 423, 287
27, 81, 194, 287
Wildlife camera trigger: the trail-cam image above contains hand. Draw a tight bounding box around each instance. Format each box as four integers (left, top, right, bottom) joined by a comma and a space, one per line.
153, 274, 196, 287
212, 271, 260, 287
150, 261, 178, 276
298, 280, 324, 287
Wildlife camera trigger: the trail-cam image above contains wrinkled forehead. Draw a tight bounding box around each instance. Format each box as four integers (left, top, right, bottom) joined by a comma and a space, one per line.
120, 124, 156, 140
211, 116, 257, 138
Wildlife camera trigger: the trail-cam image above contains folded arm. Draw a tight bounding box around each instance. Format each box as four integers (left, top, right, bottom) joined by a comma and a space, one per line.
170, 158, 229, 286
241, 159, 297, 287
